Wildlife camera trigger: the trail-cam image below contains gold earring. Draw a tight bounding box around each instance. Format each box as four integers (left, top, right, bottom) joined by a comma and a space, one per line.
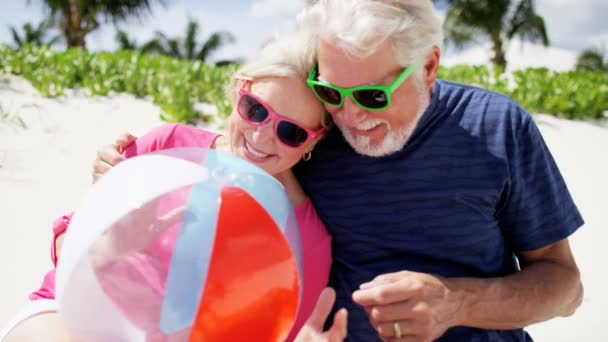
302, 152, 312, 161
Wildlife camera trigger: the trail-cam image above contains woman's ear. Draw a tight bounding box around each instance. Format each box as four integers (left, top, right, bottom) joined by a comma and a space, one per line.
240, 79, 253, 92
306, 133, 324, 153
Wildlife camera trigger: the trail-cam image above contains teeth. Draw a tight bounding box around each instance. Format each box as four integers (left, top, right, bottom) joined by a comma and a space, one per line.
357, 120, 383, 130
245, 142, 269, 159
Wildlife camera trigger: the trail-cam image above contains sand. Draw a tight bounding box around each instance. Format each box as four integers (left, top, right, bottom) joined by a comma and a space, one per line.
1, 53, 607, 340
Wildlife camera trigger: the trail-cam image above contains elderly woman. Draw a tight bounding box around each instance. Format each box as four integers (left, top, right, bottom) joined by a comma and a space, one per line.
1, 27, 346, 342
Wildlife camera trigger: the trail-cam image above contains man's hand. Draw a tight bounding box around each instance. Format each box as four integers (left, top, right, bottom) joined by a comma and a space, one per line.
352, 271, 463, 342
295, 288, 348, 342
92, 133, 137, 183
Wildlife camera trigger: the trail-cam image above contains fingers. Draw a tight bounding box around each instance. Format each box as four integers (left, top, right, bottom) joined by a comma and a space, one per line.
359, 272, 402, 290
366, 301, 434, 341
374, 319, 429, 339
353, 282, 410, 306
92, 158, 116, 183
327, 308, 348, 341
354, 272, 424, 306
92, 144, 126, 183
149, 205, 186, 237
306, 288, 337, 330
91, 132, 136, 183
113, 132, 137, 153
369, 300, 425, 322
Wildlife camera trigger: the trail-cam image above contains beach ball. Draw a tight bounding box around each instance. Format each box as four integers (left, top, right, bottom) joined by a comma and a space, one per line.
55, 148, 303, 342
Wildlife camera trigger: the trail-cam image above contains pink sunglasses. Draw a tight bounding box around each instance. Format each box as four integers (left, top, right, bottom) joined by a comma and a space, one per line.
237, 84, 324, 148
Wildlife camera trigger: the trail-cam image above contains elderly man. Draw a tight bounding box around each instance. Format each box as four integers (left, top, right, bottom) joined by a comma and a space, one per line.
6, 1, 583, 341
293, 0, 583, 341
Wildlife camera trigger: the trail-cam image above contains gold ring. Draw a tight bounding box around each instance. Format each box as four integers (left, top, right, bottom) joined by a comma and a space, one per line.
393, 322, 402, 338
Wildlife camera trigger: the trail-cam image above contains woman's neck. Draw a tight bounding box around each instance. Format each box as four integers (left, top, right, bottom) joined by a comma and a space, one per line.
273, 169, 307, 208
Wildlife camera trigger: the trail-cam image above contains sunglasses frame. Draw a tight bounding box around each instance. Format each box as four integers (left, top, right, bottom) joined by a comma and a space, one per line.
306, 56, 422, 111
237, 85, 325, 148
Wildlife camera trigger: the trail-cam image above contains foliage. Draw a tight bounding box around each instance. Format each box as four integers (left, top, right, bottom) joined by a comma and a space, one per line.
34, 0, 164, 47
1, 45, 605, 124
443, 0, 549, 69
115, 19, 239, 65
9, 19, 62, 49
0, 44, 236, 124
576, 46, 607, 72
438, 64, 608, 119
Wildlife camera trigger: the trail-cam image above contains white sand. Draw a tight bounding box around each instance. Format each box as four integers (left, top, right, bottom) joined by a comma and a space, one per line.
0, 74, 164, 327
1, 65, 607, 341
524, 115, 608, 341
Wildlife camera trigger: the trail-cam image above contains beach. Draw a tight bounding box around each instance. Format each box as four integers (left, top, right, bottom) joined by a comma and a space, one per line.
1, 72, 606, 340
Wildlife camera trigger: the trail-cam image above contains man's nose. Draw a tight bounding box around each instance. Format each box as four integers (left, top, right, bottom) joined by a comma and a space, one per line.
337, 96, 366, 126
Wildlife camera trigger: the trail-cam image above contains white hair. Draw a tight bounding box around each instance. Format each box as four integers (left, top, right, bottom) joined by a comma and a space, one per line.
298, 0, 443, 67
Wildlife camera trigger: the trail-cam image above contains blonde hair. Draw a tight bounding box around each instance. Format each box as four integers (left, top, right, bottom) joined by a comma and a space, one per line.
226, 29, 315, 103
225, 28, 332, 128
298, 0, 443, 67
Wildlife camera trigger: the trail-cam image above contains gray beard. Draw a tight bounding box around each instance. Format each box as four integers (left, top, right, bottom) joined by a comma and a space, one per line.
339, 76, 431, 157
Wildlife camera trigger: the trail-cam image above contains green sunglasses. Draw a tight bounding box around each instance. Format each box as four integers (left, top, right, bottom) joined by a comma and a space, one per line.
306, 56, 422, 111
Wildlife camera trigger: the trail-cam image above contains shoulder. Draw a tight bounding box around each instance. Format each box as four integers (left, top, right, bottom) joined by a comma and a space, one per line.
0, 300, 59, 341
294, 197, 331, 240
125, 123, 222, 156
435, 79, 534, 142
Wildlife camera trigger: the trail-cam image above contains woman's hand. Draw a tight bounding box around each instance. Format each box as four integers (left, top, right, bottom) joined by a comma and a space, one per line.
89, 201, 185, 269
295, 288, 348, 342
92, 133, 137, 183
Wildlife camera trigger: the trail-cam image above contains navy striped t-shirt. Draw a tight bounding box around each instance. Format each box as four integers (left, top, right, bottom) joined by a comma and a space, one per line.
294, 79, 584, 341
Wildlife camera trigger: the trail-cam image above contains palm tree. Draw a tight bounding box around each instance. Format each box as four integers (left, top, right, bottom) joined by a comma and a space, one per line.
33, 0, 164, 48
9, 19, 62, 49
147, 19, 238, 64
442, 0, 549, 69
115, 29, 162, 54
576, 46, 607, 72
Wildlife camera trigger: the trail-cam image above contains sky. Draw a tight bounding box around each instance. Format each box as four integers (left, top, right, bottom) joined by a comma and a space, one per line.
0, 0, 607, 62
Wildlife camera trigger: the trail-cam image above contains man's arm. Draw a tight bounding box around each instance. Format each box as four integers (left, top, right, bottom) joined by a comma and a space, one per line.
352, 238, 582, 340
452, 238, 582, 329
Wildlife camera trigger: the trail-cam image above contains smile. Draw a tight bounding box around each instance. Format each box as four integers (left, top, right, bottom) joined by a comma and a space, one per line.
244, 141, 270, 160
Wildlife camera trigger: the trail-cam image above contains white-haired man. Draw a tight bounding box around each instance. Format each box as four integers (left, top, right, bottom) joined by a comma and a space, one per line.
294, 0, 583, 341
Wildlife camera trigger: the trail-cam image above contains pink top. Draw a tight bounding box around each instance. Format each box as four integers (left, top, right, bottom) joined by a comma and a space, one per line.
30, 123, 332, 341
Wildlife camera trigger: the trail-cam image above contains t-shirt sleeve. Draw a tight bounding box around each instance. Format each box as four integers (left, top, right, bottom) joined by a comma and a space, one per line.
497, 111, 584, 251
123, 123, 221, 157
29, 270, 56, 301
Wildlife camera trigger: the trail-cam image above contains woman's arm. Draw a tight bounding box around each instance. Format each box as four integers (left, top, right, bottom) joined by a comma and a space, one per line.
1, 299, 67, 342
3, 313, 69, 342
2, 289, 346, 342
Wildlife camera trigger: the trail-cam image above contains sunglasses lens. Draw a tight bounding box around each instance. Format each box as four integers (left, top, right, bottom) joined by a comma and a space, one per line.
277, 121, 309, 147
313, 85, 342, 105
354, 89, 388, 109
239, 95, 269, 122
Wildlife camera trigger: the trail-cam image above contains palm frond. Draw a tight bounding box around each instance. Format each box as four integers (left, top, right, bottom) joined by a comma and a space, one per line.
95, 0, 165, 22
9, 26, 23, 49
184, 20, 199, 60
196, 31, 235, 62
140, 38, 164, 54
506, 0, 549, 45
116, 30, 137, 50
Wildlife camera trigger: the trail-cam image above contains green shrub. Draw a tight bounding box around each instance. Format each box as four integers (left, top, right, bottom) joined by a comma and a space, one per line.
0, 44, 236, 124
1, 45, 606, 122
438, 64, 608, 119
